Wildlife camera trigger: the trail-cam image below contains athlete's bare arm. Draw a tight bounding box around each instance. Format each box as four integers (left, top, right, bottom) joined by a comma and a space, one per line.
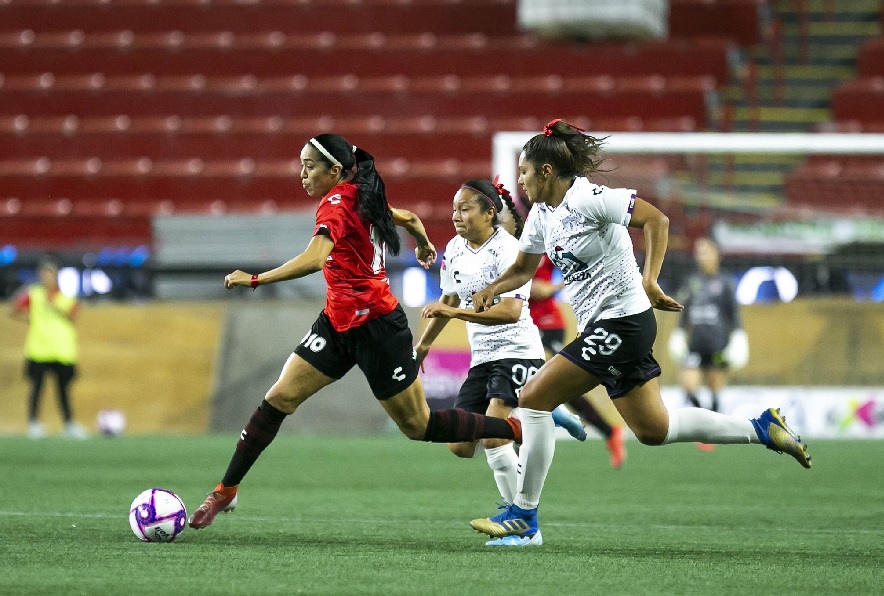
391, 207, 437, 269
472, 251, 543, 312
628, 197, 683, 312
225, 234, 334, 288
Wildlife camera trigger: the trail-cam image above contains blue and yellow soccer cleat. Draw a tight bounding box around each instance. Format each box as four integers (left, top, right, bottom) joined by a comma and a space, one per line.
552, 405, 587, 441
751, 408, 812, 469
471, 503, 539, 539
485, 530, 543, 547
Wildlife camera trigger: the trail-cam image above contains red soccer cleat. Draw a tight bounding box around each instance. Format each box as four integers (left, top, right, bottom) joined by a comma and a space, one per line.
606, 425, 627, 469
188, 483, 238, 529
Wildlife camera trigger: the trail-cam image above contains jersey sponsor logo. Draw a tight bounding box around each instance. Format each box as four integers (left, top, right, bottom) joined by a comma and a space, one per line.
326, 193, 342, 205
551, 245, 589, 280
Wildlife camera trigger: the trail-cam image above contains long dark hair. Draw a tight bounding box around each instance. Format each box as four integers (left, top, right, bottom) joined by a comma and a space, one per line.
460, 178, 524, 238
310, 133, 401, 255
522, 119, 606, 179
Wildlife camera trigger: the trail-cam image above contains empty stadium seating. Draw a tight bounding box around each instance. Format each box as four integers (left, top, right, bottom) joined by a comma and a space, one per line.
784, 159, 884, 214
0, 0, 743, 248
0, 31, 732, 84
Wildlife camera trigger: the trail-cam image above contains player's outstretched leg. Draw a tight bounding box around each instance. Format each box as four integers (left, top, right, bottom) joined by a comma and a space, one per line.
751, 408, 812, 469
189, 483, 239, 529
551, 405, 587, 441
471, 503, 539, 540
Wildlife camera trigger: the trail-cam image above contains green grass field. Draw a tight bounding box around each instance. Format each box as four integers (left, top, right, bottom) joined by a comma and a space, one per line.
2, 434, 882, 595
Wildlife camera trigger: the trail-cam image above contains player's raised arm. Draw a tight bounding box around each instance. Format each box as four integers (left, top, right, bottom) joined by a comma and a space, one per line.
391, 207, 437, 269
471, 250, 542, 312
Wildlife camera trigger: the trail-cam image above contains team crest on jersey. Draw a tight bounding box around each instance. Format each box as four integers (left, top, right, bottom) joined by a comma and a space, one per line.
552, 245, 588, 275
481, 264, 498, 284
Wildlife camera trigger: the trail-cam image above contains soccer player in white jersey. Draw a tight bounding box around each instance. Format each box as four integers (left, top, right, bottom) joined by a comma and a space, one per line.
415, 178, 584, 547
468, 119, 812, 543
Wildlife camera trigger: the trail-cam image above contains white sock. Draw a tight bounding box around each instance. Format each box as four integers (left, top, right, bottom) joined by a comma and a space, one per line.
484, 444, 518, 504
513, 408, 556, 511
663, 407, 760, 445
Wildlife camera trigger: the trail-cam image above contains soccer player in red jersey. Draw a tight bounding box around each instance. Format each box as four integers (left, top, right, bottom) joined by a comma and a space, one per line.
189, 134, 521, 530
529, 254, 628, 469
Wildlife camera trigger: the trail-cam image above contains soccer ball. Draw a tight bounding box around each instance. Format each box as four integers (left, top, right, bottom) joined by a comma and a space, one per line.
96, 409, 126, 437
129, 488, 187, 542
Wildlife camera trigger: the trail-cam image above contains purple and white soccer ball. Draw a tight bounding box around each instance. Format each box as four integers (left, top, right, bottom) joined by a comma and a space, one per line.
129, 488, 187, 542
96, 409, 126, 437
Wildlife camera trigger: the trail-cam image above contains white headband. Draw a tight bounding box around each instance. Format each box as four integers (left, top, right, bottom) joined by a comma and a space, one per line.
309, 138, 341, 167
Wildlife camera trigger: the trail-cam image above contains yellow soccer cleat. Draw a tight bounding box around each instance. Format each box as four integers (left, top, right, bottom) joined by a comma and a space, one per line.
751, 408, 812, 469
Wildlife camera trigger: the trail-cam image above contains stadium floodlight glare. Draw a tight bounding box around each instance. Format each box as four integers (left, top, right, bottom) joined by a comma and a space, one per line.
492, 132, 884, 194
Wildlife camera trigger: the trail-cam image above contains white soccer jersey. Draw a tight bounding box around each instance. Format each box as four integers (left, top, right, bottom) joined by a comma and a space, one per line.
519, 177, 652, 331
440, 228, 545, 367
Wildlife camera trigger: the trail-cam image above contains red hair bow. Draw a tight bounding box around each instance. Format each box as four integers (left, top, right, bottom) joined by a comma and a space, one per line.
544, 118, 585, 137
492, 174, 511, 198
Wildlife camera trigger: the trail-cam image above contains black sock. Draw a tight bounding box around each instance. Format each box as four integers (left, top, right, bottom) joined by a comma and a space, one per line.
710, 391, 720, 413
221, 400, 287, 487
567, 398, 612, 438
422, 408, 515, 443
686, 391, 702, 408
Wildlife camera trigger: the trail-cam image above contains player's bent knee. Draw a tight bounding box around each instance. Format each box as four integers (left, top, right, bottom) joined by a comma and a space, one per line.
265, 387, 307, 414
632, 427, 666, 446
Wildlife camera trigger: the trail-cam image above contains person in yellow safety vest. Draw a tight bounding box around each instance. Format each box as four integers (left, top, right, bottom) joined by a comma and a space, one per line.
10, 257, 87, 439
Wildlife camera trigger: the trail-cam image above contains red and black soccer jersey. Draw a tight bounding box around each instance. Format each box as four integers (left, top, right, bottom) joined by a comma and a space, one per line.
314, 182, 399, 332
528, 255, 566, 331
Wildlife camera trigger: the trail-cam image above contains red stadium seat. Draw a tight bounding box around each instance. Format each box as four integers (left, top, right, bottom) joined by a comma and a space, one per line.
831, 77, 884, 124
858, 37, 884, 78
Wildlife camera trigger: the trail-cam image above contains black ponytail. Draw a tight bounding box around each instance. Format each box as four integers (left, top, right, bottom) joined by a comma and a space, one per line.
352, 147, 400, 256
310, 134, 400, 256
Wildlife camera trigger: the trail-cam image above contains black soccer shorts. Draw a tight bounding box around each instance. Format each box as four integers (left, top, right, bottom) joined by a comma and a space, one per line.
558, 308, 661, 399
454, 357, 545, 413
294, 304, 419, 400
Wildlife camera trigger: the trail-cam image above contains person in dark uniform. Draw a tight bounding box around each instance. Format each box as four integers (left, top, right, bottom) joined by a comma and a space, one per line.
669, 238, 748, 415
